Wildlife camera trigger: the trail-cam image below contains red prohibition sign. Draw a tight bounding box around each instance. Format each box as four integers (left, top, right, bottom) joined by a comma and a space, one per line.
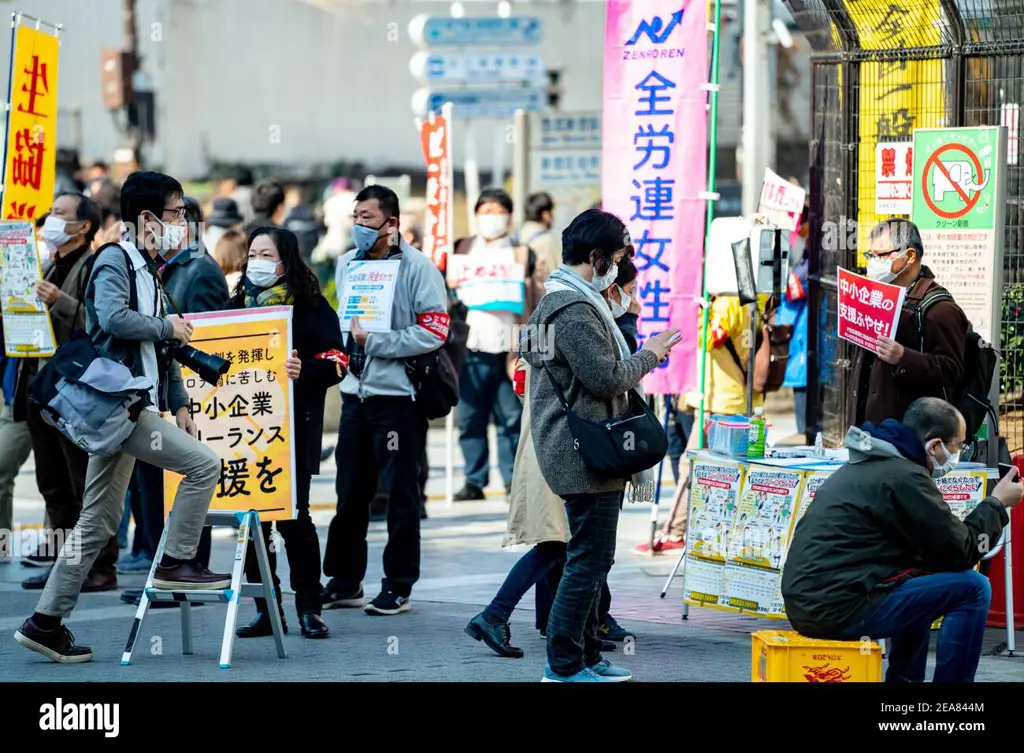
922, 142, 985, 220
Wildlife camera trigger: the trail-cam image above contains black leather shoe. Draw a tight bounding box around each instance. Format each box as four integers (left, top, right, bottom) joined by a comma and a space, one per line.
236, 611, 287, 638
299, 612, 329, 639
600, 639, 617, 652
464, 612, 524, 658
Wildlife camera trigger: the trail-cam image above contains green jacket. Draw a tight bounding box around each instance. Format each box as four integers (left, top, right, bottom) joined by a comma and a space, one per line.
781, 425, 1008, 638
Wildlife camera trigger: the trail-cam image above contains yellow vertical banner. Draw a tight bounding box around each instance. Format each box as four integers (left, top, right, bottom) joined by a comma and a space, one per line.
164, 308, 297, 523
847, 0, 944, 251
2, 22, 60, 221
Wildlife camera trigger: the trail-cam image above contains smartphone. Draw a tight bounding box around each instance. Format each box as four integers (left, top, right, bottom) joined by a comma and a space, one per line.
999, 463, 1016, 480
668, 332, 683, 345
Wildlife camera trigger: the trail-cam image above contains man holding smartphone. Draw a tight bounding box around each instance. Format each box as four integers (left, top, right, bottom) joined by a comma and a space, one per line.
782, 397, 1021, 682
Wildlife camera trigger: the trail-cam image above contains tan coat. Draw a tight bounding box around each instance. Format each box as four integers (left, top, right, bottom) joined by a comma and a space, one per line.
502, 361, 570, 548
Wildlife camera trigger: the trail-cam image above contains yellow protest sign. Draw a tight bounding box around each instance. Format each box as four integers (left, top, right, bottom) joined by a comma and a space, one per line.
164, 307, 296, 522
2, 23, 60, 221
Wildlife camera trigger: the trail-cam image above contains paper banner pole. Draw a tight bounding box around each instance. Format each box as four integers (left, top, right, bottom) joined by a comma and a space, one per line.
695, 0, 724, 453
465, 120, 480, 237
445, 411, 455, 508
675, 0, 724, 610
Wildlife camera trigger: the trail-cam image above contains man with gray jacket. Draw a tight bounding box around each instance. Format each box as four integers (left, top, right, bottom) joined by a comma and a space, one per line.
14, 172, 230, 664
322, 185, 448, 616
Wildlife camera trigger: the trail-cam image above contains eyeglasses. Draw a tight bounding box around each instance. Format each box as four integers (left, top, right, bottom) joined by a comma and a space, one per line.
162, 207, 187, 220
861, 248, 905, 263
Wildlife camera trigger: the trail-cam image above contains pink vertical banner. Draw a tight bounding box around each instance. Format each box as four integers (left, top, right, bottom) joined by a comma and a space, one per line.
602, 0, 709, 395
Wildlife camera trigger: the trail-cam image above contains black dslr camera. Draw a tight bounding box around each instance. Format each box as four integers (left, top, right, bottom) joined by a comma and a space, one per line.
166, 341, 230, 386
157, 283, 231, 386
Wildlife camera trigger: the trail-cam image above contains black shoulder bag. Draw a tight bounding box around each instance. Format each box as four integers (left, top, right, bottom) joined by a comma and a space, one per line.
539, 363, 667, 477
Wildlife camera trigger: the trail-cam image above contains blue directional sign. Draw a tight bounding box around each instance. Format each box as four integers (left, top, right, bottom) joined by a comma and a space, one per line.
412, 87, 545, 120
408, 14, 544, 47
409, 51, 545, 84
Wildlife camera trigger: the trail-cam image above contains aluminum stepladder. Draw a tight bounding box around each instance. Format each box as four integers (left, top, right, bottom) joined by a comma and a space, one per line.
121, 509, 287, 668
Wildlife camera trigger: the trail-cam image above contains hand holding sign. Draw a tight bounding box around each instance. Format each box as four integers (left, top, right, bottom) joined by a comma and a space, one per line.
876, 336, 905, 365
350, 316, 368, 346
285, 350, 302, 380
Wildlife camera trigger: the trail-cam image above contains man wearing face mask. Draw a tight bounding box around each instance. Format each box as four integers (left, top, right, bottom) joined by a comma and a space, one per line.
850, 218, 967, 429
450, 188, 525, 501
118, 195, 228, 606
14, 194, 121, 588
782, 397, 1022, 682
14, 172, 229, 664
322, 184, 448, 616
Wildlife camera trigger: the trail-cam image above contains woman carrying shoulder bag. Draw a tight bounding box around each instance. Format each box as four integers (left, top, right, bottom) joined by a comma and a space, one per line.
230, 227, 346, 640
522, 209, 679, 682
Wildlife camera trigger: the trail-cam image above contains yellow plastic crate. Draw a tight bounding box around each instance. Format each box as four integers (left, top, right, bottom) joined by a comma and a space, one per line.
752, 630, 882, 683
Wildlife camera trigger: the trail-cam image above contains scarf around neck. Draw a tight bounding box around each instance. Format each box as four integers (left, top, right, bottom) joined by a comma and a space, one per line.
244, 277, 295, 309
543, 264, 656, 504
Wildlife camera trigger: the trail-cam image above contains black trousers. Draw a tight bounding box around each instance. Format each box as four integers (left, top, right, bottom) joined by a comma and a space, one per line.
536, 560, 612, 631
244, 470, 321, 615
133, 460, 212, 566
26, 403, 117, 575
323, 395, 428, 598
546, 489, 623, 676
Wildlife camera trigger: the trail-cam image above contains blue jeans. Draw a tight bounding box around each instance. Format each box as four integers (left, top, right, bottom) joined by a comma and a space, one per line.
666, 404, 694, 486
837, 571, 991, 682
458, 350, 522, 489
484, 541, 566, 623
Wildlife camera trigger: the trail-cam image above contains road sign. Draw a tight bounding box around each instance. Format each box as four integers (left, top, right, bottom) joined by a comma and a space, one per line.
412, 87, 544, 120
409, 51, 545, 85
408, 14, 544, 48
530, 112, 602, 150
910, 126, 1007, 346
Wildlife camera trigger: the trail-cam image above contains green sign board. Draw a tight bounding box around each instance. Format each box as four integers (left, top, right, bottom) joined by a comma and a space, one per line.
911, 127, 999, 231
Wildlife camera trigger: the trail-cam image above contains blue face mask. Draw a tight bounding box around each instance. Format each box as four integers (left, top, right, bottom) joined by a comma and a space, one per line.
352, 221, 385, 253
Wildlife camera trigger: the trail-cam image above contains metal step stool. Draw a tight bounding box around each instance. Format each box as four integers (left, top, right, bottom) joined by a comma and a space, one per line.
120, 509, 287, 668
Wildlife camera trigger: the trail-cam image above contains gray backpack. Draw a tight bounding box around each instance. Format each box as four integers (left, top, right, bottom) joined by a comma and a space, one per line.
29, 245, 155, 456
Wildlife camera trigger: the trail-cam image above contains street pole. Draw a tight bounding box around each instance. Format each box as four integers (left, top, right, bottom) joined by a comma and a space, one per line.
122, 0, 141, 166
512, 109, 528, 232
741, 0, 772, 215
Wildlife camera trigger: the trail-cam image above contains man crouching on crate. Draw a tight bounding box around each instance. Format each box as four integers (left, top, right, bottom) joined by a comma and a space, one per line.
13, 172, 232, 664
781, 397, 1022, 682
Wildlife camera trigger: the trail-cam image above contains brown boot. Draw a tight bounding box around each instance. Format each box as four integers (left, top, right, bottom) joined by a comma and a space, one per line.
153, 561, 231, 590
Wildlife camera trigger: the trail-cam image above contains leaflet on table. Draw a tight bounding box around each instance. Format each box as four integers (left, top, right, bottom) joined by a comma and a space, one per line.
686, 459, 746, 561
780, 469, 832, 572
339, 259, 400, 333
0, 221, 57, 357
722, 563, 786, 616
683, 554, 726, 608
934, 470, 987, 521
728, 466, 805, 569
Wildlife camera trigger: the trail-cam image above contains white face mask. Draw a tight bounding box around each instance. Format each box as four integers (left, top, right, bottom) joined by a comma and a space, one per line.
593, 261, 618, 292
246, 259, 282, 288
150, 216, 187, 254
41, 215, 74, 248
929, 440, 961, 479
476, 213, 509, 241
866, 251, 905, 284
611, 287, 631, 318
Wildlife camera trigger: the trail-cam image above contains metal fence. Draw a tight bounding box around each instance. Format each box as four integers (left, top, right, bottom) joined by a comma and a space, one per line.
785, 0, 1024, 454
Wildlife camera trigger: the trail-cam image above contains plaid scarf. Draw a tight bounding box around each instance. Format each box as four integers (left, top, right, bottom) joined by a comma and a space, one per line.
243, 278, 295, 309
345, 244, 403, 379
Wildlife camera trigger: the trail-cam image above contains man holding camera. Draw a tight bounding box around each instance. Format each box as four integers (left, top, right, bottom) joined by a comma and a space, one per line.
14, 172, 230, 664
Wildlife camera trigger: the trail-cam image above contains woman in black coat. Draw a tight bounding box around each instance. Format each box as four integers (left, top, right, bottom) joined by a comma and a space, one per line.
231, 227, 346, 639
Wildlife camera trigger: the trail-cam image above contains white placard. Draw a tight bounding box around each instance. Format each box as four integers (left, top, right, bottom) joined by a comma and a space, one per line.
339, 260, 400, 333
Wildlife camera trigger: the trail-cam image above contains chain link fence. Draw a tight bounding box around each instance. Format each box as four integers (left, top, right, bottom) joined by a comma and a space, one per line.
787, 0, 1024, 453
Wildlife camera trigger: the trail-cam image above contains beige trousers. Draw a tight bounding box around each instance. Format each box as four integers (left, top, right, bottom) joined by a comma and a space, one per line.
0, 392, 32, 547
36, 411, 220, 618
